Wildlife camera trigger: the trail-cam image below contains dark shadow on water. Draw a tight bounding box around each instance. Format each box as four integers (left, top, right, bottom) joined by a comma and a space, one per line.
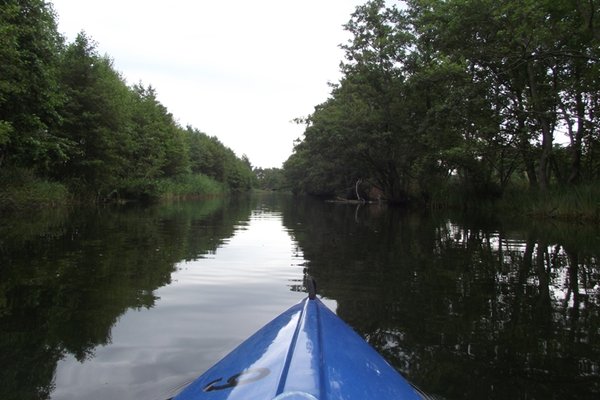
281, 198, 600, 400
0, 197, 255, 400
2, 194, 598, 400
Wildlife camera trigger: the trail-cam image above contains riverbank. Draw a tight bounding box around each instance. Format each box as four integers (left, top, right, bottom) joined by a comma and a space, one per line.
0, 169, 229, 212
430, 183, 600, 223
499, 185, 600, 222
0, 169, 70, 211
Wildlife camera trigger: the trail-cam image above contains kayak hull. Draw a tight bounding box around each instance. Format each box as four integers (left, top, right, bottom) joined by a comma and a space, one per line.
173, 297, 422, 400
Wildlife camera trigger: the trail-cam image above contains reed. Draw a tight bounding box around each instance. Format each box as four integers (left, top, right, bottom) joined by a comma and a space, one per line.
0, 169, 69, 211
500, 184, 600, 222
157, 174, 225, 200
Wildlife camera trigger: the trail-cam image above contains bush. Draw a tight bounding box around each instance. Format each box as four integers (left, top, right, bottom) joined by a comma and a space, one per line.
118, 178, 162, 202
500, 184, 600, 222
0, 168, 69, 211
157, 174, 225, 200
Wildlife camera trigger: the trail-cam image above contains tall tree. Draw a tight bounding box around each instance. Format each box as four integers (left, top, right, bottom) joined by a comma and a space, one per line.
408, 0, 600, 191
0, 0, 66, 173
130, 84, 189, 180
56, 32, 133, 195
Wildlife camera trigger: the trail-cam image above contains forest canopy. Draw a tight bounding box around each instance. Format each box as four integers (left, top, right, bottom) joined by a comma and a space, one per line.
284, 0, 600, 205
0, 0, 254, 208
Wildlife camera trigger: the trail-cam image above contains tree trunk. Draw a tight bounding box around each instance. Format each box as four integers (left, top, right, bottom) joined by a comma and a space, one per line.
514, 91, 539, 190
527, 61, 553, 191
568, 90, 585, 184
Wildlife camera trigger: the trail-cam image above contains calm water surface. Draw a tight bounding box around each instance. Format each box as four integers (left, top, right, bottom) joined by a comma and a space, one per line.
1, 194, 598, 399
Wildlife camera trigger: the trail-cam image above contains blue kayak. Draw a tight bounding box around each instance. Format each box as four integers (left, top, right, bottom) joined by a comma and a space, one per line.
172, 291, 424, 399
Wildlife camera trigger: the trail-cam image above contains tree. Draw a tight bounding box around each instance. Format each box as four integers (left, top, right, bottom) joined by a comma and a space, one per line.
286, 1, 424, 202
130, 84, 189, 180
255, 167, 286, 191
55, 32, 133, 195
408, 0, 600, 191
0, 0, 66, 173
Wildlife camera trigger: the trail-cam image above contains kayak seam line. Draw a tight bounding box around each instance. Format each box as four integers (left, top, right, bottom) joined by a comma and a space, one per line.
275, 298, 306, 396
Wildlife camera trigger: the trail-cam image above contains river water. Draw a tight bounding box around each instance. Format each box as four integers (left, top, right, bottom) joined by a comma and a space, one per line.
0, 193, 598, 399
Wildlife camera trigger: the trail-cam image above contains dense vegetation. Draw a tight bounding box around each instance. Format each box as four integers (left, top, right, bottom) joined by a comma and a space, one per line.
0, 0, 254, 210
254, 167, 287, 191
284, 0, 600, 214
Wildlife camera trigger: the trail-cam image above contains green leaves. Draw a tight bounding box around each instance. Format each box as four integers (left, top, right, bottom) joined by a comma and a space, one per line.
0, 0, 63, 170
0, 2, 254, 205
286, 0, 600, 203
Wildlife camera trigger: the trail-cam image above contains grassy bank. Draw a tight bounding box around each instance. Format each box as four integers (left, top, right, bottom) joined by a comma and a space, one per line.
0, 169, 70, 211
114, 174, 226, 202
157, 174, 225, 201
499, 185, 600, 222
429, 181, 600, 222
0, 170, 226, 212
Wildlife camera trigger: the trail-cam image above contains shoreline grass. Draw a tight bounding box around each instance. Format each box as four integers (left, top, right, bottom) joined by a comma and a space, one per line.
499, 185, 600, 222
0, 169, 70, 212
157, 174, 226, 201
0, 171, 227, 212
428, 182, 600, 223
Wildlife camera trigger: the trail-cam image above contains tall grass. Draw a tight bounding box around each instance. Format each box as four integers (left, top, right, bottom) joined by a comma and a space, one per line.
500, 184, 600, 222
0, 168, 69, 211
117, 174, 225, 202
157, 174, 225, 201
428, 179, 600, 222
427, 181, 497, 212
0, 169, 226, 210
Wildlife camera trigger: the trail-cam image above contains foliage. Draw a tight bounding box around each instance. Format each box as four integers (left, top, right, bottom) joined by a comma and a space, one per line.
156, 174, 224, 201
284, 0, 600, 207
0, 0, 254, 209
0, 0, 65, 172
254, 167, 287, 191
500, 183, 600, 221
0, 168, 69, 211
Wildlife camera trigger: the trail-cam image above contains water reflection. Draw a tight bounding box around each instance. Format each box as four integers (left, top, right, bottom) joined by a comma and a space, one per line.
0, 197, 258, 400
1, 195, 598, 400
46, 195, 307, 400
281, 200, 600, 399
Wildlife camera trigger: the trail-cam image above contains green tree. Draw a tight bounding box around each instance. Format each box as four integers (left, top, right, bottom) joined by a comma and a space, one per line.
183, 127, 253, 192
0, 0, 258, 206
408, 0, 600, 191
55, 32, 133, 196
255, 167, 286, 191
286, 0, 423, 202
129, 84, 189, 180
0, 0, 67, 173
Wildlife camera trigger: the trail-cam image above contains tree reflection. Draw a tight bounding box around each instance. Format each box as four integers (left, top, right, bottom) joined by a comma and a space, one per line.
0, 198, 254, 400
282, 201, 600, 399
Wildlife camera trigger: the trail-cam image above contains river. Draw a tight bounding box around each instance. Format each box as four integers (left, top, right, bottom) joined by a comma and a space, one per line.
0, 193, 598, 399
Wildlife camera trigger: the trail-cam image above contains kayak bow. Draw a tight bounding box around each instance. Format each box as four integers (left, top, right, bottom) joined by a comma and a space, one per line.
173, 295, 423, 400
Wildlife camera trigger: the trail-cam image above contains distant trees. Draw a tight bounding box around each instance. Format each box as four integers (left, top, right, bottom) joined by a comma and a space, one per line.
0, 0, 253, 205
185, 127, 255, 191
254, 167, 286, 191
284, 0, 600, 203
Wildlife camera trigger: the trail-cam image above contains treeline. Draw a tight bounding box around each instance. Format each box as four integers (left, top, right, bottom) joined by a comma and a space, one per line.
254, 167, 287, 191
284, 0, 600, 206
0, 0, 254, 209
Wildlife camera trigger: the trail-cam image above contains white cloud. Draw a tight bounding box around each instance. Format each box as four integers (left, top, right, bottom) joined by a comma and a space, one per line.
51, 0, 367, 168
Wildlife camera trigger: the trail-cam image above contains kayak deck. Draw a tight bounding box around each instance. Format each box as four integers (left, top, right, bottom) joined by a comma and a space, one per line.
173, 297, 423, 400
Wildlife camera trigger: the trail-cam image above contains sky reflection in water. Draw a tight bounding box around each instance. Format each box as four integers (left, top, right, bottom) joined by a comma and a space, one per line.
2, 195, 598, 400
51, 208, 310, 400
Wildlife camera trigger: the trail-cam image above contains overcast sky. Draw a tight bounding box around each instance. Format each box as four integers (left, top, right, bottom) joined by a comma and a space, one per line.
50, 0, 369, 168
